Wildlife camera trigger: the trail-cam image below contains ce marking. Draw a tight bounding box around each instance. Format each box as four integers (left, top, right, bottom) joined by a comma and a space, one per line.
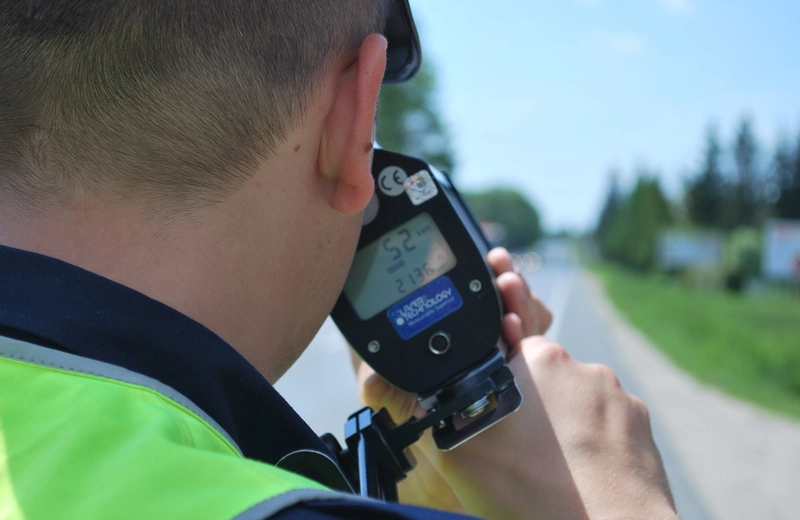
378, 166, 409, 197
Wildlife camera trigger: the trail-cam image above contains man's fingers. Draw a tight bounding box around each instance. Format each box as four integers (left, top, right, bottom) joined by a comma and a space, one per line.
487, 247, 517, 276
501, 312, 524, 359
497, 271, 552, 337
487, 248, 553, 337
354, 349, 418, 420
358, 359, 425, 423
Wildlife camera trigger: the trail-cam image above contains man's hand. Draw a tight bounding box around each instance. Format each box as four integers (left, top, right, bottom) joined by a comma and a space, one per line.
486, 248, 553, 350
355, 248, 677, 519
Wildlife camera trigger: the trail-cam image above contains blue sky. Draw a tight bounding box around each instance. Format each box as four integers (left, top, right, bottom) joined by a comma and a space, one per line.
407, 0, 800, 231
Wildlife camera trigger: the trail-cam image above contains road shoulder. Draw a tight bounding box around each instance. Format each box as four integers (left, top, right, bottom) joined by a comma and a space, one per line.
585, 271, 800, 520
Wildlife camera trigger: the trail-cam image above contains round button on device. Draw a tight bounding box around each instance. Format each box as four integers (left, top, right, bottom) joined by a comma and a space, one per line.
428, 332, 451, 356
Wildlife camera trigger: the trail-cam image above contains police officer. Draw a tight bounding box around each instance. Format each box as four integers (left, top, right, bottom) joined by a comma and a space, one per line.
0, 1, 677, 518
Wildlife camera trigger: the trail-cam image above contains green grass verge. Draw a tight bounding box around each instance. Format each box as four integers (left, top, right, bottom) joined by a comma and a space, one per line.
591, 263, 800, 421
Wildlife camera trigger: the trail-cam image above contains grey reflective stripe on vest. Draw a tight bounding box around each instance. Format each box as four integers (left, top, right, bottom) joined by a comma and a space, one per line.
0, 334, 242, 454
232, 488, 381, 520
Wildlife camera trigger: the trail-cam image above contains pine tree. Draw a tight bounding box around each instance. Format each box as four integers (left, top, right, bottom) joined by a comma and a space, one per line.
595, 170, 622, 244
724, 118, 761, 229
686, 126, 724, 228
774, 132, 800, 219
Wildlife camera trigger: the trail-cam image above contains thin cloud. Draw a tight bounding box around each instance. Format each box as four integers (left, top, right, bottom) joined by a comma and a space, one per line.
595, 29, 647, 56
661, 0, 693, 14
578, 0, 693, 14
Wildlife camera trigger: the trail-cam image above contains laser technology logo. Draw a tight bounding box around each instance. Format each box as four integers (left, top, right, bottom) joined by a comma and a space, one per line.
388, 276, 463, 340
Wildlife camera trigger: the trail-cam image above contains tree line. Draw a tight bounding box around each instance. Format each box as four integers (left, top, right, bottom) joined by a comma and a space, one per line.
686, 119, 800, 228
595, 117, 800, 277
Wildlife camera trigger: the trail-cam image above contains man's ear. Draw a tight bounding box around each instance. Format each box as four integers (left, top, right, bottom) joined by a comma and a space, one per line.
319, 34, 387, 215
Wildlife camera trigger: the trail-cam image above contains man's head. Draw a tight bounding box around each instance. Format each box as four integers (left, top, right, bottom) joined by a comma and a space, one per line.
0, 0, 391, 381
0, 0, 389, 211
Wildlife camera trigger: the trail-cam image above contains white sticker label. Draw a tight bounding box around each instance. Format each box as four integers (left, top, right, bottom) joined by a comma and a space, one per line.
377, 166, 408, 197
404, 170, 438, 206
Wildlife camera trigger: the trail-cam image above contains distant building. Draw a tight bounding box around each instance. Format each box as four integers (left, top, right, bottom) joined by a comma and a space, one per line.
657, 229, 725, 270
763, 220, 800, 281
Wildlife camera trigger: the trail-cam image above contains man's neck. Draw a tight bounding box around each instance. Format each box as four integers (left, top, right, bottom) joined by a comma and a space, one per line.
0, 196, 234, 330
0, 176, 299, 382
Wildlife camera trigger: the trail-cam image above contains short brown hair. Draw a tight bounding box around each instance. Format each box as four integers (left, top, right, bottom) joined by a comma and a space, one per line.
0, 0, 389, 210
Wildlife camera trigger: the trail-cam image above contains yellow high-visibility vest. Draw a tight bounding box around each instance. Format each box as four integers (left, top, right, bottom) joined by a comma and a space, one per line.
0, 335, 343, 520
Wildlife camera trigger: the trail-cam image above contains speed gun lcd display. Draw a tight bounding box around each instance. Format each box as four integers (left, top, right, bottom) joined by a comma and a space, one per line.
344, 212, 457, 320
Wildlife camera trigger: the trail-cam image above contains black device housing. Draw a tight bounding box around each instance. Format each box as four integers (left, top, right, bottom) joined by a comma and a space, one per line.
331, 149, 504, 395
323, 150, 524, 500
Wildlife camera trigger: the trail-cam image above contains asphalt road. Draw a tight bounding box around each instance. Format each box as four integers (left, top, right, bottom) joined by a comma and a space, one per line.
528, 241, 711, 520
275, 240, 711, 519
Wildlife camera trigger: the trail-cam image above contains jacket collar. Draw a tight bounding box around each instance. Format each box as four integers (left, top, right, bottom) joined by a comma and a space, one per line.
0, 244, 331, 464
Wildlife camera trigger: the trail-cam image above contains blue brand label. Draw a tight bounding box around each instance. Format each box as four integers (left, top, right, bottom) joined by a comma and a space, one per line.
387, 276, 463, 340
